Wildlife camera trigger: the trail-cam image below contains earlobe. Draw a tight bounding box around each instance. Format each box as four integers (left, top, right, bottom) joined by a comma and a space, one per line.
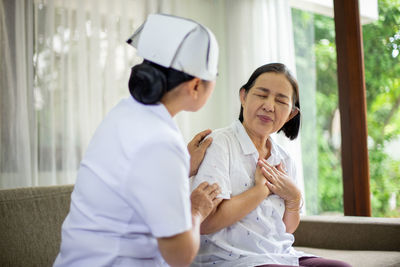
239, 88, 246, 105
286, 107, 299, 122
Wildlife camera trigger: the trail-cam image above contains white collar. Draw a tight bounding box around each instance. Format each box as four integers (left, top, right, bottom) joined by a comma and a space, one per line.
130, 97, 180, 133
233, 120, 282, 165
233, 120, 258, 156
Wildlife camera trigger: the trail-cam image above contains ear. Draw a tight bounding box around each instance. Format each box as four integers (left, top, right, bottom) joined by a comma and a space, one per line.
239, 88, 247, 106
186, 78, 201, 99
286, 107, 299, 122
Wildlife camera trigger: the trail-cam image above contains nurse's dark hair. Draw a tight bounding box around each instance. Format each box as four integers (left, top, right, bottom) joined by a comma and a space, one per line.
239, 63, 301, 140
128, 60, 194, 104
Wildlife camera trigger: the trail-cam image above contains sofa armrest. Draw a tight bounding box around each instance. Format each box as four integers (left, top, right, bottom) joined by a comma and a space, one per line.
293, 215, 400, 251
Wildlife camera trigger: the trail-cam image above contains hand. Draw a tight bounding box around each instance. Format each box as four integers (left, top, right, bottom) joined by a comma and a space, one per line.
187, 129, 213, 177
259, 160, 301, 208
190, 182, 221, 222
255, 161, 271, 197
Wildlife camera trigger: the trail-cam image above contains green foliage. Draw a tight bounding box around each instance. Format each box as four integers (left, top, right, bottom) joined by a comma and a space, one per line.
317, 128, 343, 212
363, 0, 400, 217
313, 13, 344, 215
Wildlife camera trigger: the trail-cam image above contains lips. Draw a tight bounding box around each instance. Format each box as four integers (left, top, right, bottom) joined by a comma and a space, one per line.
257, 115, 273, 123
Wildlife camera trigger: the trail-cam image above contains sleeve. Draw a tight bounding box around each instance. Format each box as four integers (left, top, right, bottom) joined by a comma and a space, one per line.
124, 139, 192, 238
190, 134, 232, 199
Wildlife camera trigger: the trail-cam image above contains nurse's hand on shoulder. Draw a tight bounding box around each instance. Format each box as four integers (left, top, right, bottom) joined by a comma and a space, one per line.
187, 129, 213, 177
191, 182, 221, 221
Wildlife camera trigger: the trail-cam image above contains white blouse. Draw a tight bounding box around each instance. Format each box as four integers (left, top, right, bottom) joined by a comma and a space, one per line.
191, 120, 307, 267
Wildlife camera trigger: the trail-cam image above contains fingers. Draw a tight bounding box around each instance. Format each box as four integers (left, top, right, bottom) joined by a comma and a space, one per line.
265, 180, 275, 192
199, 137, 213, 151
192, 129, 212, 144
261, 166, 276, 184
258, 159, 273, 172
261, 159, 286, 175
194, 182, 220, 196
275, 162, 286, 175
259, 159, 275, 171
195, 181, 210, 191
209, 188, 221, 200
258, 159, 286, 177
258, 160, 275, 179
204, 183, 220, 194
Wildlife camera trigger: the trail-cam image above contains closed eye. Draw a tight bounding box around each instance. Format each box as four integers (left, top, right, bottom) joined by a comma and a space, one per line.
277, 99, 289, 105
255, 94, 267, 99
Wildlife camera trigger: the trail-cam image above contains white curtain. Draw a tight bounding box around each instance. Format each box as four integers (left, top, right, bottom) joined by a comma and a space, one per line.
1, 0, 145, 187
1, 0, 35, 188
0, 0, 303, 198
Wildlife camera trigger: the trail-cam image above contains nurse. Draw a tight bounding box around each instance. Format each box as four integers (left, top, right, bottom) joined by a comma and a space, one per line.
54, 14, 220, 267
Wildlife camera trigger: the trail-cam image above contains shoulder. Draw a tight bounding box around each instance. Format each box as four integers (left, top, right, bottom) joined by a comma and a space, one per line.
111, 99, 187, 157
207, 123, 237, 148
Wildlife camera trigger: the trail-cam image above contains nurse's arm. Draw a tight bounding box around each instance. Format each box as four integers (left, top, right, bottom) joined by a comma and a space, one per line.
157, 182, 220, 266
157, 214, 202, 267
200, 165, 270, 235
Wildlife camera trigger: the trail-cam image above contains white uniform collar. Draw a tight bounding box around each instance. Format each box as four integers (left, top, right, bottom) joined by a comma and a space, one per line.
233, 120, 282, 165
130, 97, 180, 133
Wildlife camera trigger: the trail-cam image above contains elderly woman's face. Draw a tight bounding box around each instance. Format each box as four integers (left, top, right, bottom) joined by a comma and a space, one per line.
240, 72, 295, 138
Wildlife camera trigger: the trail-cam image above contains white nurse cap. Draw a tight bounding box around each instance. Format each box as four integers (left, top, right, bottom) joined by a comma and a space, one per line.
126, 14, 219, 81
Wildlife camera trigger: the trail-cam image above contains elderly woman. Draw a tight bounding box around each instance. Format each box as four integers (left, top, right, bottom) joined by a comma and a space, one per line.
191, 63, 351, 267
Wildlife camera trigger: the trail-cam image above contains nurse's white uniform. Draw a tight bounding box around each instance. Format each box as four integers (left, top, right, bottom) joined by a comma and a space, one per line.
54, 97, 192, 266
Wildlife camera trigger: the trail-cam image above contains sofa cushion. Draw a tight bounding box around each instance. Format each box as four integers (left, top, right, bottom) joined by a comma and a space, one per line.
0, 185, 73, 267
295, 246, 400, 267
294, 215, 400, 251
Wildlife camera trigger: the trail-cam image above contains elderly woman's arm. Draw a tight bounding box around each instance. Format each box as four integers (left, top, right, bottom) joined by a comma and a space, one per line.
200, 165, 270, 235
282, 198, 301, 233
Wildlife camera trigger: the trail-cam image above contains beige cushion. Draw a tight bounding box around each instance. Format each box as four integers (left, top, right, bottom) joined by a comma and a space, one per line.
294, 215, 400, 251
295, 246, 400, 267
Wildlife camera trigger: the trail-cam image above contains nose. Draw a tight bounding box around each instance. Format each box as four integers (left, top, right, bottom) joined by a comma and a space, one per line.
262, 97, 274, 112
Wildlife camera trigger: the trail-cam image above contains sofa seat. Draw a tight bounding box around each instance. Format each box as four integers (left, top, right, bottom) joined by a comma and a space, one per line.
295, 246, 400, 267
293, 215, 400, 267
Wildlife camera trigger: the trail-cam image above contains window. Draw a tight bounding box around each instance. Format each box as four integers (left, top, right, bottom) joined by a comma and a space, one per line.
292, 8, 343, 215
291, 0, 400, 217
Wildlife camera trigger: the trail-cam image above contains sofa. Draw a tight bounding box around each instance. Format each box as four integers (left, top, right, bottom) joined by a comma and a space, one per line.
0, 185, 399, 267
